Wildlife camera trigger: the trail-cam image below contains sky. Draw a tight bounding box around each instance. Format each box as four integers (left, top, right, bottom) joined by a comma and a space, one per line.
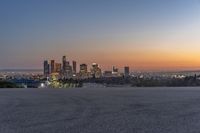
1, 0, 200, 71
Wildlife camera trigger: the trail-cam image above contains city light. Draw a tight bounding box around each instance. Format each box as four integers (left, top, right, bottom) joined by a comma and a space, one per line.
40, 83, 45, 88
43, 55, 130, 80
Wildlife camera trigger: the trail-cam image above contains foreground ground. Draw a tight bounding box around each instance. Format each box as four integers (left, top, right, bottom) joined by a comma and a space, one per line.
1, 87, 200, 133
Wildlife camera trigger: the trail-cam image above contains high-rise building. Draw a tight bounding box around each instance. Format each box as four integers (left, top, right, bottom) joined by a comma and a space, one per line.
80, 64, 87, 73
124, 66, 130, 77
62, 55, 71, 77
62, 56, 67, 72
65, 65, 73, 78
55, 63, 62, 73
43, 60, 49, 77
50, 60, 55, 73
72, 61, 77, 74
91, 63, 102, 78
80, 64, 88, 78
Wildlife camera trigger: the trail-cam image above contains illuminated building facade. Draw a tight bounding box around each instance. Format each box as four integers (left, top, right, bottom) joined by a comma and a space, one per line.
91, 63, 102, 78
43, 56, 128, 79
50, 60, 55, 73
79, 64, 88, 79
65, 65, 73, 78
62, 56, 72, 78
55, 63, 62, 73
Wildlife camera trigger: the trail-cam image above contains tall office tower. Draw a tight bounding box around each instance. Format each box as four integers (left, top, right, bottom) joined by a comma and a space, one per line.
91, 63, 102, 78
80, 64, 88, 78
65, 65, 73, 78
50, 60, 55, 73
62, 56, 67, 72
72, 61, 77, 74
62, 56, 72, 78
124, 66, 130, 77
55, 63, 62, 73
43, 60, 49, 77
80, 64, 87, 73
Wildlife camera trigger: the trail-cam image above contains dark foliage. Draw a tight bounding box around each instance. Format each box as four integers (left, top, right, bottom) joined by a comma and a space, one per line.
79, 75, 200, 87
0, 81, 19, 88
58, 79, 83, 87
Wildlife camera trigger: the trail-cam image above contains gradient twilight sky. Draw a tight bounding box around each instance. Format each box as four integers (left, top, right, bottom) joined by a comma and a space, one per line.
1, 0, 200, 71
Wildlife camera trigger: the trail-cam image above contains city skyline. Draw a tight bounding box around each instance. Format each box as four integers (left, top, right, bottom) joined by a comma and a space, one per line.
1, 0, 200, 71
43, 56, 128, 73
43, 55, 129, 79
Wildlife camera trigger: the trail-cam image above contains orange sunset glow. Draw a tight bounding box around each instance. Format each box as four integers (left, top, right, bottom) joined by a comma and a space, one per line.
1, 0, 200, 71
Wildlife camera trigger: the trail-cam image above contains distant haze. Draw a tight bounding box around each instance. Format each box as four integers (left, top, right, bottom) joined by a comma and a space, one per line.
1, 0, 200, 71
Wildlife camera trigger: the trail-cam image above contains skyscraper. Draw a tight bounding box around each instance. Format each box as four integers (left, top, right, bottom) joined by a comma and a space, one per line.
80, 64, 87, 73
65, 65, 73, 78
62, 56, 67, 72
124, 66, 130, 77
91, 63, 102, 78
43, 60, 49, 77
55, 63, 62, 73
50, 60, 55, 73
80, 64, 88, 78
72, 61, 77, 74
62, 56, 73, 78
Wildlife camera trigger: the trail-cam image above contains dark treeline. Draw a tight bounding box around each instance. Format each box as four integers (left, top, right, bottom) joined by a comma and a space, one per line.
132, 76, 200, 87
81, 75, 200, 87
58, 78, 83, 87
82, 77, 131, 87
0, 81, 20, 88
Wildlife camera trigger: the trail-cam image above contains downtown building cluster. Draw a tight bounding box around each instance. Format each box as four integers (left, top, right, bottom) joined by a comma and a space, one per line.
44, 56, 130, 80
